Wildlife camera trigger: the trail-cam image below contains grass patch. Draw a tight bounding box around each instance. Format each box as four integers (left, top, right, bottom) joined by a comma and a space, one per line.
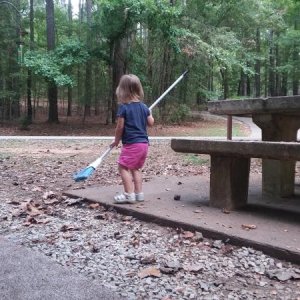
184, 154, 209, 165
193, 125, 246, 137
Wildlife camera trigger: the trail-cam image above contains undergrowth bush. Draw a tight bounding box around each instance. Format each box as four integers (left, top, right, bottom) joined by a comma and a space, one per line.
167, 104, 191, 124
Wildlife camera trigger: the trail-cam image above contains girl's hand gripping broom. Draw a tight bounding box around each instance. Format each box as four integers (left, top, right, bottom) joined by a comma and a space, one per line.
73, 70, 189, 182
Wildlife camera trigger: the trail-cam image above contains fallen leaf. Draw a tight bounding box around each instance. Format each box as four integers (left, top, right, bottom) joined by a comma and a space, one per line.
8, 201, 20, 205
89, 203, 100, 209
23, 216, 37, 226
42, 191, 56, 200
60, 224, 78, 232
32, 186, 42, 192
64, 197, 84, 206
182, 231, 194, 239
138, 267, 161, 278
26, 203, 43, 216
122, 216, 133, 221
241, 224, 257, 230
130, 238, 140, 247
183, 263, 203, 273
140, 254, 156, 265
36, 217, 51, 224
44, 198, 60, 205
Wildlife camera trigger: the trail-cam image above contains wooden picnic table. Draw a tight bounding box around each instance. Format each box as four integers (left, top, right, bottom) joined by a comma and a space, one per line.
207, 95, 300, 198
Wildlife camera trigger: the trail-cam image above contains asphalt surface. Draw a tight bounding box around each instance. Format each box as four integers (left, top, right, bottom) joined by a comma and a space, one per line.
0, 237, 123, 300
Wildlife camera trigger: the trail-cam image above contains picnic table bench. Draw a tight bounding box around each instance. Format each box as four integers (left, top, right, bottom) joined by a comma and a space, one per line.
171, 139, 300, 210
208, 96, 300, 198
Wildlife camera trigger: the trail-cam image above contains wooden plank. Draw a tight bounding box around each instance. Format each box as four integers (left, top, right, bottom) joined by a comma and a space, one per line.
207, 95, 300, 115
171, 139, 300, 160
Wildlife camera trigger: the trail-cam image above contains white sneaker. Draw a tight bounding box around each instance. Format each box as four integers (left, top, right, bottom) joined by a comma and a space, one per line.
135, 192, 144, 202
114, 192, 136, 204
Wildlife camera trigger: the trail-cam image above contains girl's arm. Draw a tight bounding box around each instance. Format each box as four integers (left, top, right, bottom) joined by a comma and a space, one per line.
110, 117, 124, 147
147, 113, 154, 127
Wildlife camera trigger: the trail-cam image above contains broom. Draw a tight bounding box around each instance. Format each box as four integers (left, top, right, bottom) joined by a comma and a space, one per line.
73, 146, 113, 182
73, 70, 189, 182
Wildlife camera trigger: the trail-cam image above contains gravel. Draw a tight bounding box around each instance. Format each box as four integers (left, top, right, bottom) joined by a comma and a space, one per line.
0, 139, 300, 300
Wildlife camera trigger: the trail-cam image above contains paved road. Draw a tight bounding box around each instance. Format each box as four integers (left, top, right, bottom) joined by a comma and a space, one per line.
1, 116, 299, 141
0, 117, 259, 140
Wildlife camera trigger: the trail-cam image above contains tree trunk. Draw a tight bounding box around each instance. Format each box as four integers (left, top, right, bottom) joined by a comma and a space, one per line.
254, 28, 261, 97
4, 0, 21, 120
67, 0, 73, 117
84, 0, 92, 119
26, 0, 34, 123
111, 37, 127, 123
48, 81, 58, 121
268, 30, 276, 97
220, 68, 231, 140
238, 68, 247, 96
292, 20, 299, 95
159, 44, 172, 120
281, 72, 288, 96
221, 68, 229, 99
46, 0, 59, 123
94, 64, 100, 115
208, 60, 214, 93
106, 42, 114, 125
275, 36, 280, 96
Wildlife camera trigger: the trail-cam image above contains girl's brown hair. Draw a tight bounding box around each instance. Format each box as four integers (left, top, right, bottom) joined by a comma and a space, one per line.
116, 74, 144, 103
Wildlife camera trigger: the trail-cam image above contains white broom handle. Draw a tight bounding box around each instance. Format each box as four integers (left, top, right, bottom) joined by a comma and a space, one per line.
149, 70, 189, 111
89, 147, 113, 169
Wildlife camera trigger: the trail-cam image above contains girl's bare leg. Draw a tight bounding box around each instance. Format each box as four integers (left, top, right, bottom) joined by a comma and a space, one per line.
131, 169, 142, 194
118, 164, 134, 193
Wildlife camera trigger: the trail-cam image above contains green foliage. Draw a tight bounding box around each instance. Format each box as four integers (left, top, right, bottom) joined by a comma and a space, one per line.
54, 40, 89, 66
167, 104, 191, 124
23, 39, 89, 86
1, 0, 299, 122
96, 0, 183, 51
18, 116, 31, 130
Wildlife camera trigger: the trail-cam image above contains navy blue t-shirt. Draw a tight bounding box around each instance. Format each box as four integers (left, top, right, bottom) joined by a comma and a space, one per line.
117, 102, 150, 144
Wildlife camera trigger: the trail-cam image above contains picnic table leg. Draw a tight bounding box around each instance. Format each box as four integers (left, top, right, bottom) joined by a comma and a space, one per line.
210, 155, 250, 210
253, 114, 300, 197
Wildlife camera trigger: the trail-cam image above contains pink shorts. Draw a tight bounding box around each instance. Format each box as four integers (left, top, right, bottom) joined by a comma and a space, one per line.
118, 143, 149, 170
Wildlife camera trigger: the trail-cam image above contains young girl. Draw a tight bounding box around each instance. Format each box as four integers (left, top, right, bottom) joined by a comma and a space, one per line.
110, 74, 154, 204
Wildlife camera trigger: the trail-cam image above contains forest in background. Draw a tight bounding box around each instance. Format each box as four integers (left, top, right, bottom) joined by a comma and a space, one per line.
0, 0, 299, 126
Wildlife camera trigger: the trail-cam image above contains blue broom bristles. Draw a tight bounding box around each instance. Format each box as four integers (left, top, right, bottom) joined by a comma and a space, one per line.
73, 166, 95, 182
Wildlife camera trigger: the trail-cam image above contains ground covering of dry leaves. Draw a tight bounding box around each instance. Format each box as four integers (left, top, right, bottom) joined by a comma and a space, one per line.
1, 136, 300, 299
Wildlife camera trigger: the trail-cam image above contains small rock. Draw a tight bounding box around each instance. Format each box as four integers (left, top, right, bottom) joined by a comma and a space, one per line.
174, 194, 181, 201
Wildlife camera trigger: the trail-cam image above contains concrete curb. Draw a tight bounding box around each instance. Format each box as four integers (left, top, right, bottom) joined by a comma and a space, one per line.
65, 175, 300, 265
